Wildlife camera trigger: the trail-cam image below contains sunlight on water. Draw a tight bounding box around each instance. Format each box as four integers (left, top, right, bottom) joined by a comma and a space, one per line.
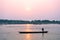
25, 24, 32, 32
25, 34, 31, 40
26, 24, 31, 29
0, 24, 60, 40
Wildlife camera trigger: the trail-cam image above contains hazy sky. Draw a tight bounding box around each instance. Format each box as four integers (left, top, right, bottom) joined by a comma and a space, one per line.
0, 0, 60, 20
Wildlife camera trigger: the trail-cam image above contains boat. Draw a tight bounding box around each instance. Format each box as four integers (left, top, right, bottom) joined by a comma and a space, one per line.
19, 31, 48, 34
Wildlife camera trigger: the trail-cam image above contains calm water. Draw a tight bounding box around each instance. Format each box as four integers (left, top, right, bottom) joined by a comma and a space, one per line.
0, 24, 60, 40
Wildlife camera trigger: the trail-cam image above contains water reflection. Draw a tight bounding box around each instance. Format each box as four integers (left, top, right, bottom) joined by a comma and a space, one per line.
25, 24, 32, 40
24, 24, 45, 40
42, 33, 44, 40
25, 34, 31, 40
25, 24, 32, 32
42, 33, 44, 37
1, 24, 60, 40
25, 33, 45, 40
20, 24, 47, 40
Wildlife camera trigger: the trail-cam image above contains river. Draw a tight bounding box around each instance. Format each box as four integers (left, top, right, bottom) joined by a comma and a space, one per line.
0, 24, 60, 40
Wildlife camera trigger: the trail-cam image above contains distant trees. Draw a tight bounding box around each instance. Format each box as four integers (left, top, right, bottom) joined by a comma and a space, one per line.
0, 19, 60, 24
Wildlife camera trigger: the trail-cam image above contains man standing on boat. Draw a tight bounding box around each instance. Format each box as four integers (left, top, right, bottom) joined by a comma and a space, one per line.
42, 28, 44, 32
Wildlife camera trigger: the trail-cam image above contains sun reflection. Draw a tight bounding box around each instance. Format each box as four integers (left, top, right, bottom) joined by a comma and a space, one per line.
25, 24, 32, 32
25, 34, 31, 40
24, 24, 32, 40
26, 24, 31, 27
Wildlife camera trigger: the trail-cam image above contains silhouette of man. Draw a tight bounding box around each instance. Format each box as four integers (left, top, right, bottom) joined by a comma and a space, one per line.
42, 28, 44, 32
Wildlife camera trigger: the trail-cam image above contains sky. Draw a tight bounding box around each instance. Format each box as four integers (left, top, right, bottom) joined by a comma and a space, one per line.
0, 0, 60, 20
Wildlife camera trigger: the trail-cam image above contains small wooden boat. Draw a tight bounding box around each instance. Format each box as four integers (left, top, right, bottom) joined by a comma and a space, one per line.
19, 31, 48, 34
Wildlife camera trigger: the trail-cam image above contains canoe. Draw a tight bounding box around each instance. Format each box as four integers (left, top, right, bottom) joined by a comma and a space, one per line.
19, 31, 48, 34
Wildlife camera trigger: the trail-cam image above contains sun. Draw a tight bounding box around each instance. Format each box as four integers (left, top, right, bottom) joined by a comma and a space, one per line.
25, 7, 31, 11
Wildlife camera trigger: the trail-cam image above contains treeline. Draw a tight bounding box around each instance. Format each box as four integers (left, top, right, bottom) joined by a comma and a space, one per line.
0, 19, 60, 24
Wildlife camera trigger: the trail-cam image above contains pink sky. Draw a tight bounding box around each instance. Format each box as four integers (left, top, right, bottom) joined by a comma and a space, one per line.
0, 0, 60, 20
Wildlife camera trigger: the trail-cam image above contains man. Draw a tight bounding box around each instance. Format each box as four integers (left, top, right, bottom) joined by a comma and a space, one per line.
42, 28, 44, 32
